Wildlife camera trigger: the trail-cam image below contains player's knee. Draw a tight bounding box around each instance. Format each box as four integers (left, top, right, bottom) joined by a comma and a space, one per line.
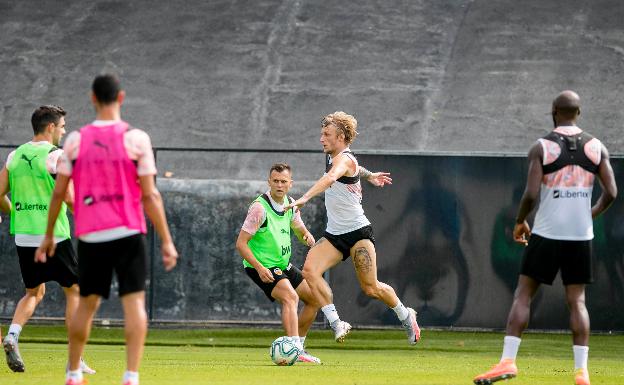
25, 289, 45, 303
280, 291, 299, 308
302, 266, 320, 282
361, 283, 381, 299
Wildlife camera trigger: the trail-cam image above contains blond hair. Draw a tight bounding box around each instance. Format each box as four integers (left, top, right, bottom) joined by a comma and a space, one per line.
322, 111, 358, 145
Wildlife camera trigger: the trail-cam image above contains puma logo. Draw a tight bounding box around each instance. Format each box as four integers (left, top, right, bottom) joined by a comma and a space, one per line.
20, 154, 37, 169
93, 140, 109, 153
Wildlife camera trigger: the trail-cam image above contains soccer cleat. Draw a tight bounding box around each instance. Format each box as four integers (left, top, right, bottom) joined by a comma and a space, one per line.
473, 359, 518, 384
3, 333, 25, 372
65, 379, 88, 385
574, 368, 590, 385
297, 350, 322, 364
402, 307, 421, 345
80, 358, 96, 374
331, 320, 352, 343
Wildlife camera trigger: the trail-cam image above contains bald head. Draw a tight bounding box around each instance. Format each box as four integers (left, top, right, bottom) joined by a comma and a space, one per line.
552, 90, 580, 124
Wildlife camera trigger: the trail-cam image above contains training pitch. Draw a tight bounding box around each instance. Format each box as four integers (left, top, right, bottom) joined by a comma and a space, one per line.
0, 326, 622, 384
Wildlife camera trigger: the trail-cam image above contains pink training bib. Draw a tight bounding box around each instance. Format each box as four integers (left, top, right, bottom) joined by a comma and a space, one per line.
72, 122, 147, 236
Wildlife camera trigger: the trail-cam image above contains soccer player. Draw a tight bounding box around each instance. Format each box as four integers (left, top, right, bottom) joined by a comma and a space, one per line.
0, 106, 95, 374
473, 91, 617, 385
36, 74, 178, 385
236, 163, 322, 364
286, 111, 421, 345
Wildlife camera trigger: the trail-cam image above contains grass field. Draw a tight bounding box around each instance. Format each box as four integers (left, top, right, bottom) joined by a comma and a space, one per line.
0, 325, 622, 385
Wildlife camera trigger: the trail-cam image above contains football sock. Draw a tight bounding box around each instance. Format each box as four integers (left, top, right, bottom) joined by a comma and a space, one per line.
123, 370, 139, 385
8, 324, 22, 339
67, 369, 83, 383
392, 301, 410, 322
501, 336, 521, 361
321, 304, 340, 324
573, 345, 589, 370
290, 336, 303, 351
299, 336, 306, 348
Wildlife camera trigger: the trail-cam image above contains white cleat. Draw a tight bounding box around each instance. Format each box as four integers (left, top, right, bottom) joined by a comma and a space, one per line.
402, 307, 421, 345
297, 350, 322, 364
80, 358, 96, 374
331, 320, 352, 343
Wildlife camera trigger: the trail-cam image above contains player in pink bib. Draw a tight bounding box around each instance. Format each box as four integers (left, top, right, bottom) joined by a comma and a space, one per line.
36, 74, 178, 385
72, 121, 146, 236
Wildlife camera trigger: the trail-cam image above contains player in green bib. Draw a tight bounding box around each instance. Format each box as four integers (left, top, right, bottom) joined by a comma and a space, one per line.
0, 106, 95, 375
236, 163, 322, 364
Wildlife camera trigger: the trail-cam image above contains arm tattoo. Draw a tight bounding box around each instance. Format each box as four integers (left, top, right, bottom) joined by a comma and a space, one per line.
353, 247, 372, 273
359, 166, 372, 179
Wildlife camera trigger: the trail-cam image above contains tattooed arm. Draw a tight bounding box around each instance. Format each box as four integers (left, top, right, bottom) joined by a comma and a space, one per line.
359, 166, 392, 187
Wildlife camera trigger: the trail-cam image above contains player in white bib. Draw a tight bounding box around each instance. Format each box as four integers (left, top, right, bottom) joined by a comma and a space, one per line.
474, 91, 617, 385
286, 111, 421, 345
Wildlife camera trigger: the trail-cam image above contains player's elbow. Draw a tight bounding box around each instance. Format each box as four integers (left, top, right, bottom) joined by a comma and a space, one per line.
141, 189, 162, 205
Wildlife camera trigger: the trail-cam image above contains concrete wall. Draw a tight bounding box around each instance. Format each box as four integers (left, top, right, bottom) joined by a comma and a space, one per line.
2, 0, 624, 156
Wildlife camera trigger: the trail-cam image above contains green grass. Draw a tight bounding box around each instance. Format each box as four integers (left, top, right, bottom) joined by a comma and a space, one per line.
0, 326, 622, 384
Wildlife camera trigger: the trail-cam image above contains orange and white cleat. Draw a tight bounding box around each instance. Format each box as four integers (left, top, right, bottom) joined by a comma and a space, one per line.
473, 359, 518, 384
574, 368, 590, 385
297, 350, 322, 364
402, 307, 421, 344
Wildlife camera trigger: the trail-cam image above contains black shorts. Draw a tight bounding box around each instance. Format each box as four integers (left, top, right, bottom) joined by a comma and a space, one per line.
17, 239, 79, 289
324, 225, 375, 260
77, 234, 147, 299
521, 233, 593, 285
245, 263, 304, 302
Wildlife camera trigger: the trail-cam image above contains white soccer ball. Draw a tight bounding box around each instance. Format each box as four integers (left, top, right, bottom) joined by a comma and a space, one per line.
269, 336, 301, 366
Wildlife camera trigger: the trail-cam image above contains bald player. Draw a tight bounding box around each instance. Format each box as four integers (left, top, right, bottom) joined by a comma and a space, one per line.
474, 91, 617, 385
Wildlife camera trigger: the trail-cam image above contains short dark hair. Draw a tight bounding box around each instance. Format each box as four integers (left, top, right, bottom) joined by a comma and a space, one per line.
269, 163, 291, 176
31, 105, 66, 135
92, 74, 121, 104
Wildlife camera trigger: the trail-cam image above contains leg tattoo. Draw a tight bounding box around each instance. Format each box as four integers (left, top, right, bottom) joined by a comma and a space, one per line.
354, 248, 372, 274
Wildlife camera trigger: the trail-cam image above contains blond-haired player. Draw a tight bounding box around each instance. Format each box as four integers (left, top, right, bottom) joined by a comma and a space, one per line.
286, 111, 421, 345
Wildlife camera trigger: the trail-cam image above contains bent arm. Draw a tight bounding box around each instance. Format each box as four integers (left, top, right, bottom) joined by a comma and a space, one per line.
592, 145, 617, 218
139, 175, 178, 271
515, 142, 543, 224
0, 166, 11, 213
235, 230, 264, 270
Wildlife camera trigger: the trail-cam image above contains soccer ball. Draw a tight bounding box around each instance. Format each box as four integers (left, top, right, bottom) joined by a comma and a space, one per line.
269, 336, 301, 366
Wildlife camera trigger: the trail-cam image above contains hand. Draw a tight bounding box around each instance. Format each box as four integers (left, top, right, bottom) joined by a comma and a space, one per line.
161, 241, 178, 272
303, 232, 315, 247
35, 236, 56, 263
367, 172, 392, 187
513, 221, 531, 246
284, 196, 308, 212
258, 266, 275, 283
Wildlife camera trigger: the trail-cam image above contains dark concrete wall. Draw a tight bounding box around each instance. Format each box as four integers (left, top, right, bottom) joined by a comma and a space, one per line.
2, 1, 623, 155
2, 155, 623, 330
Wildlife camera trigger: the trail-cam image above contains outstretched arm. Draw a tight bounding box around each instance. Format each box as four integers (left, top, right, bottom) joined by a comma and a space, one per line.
513, 142, 543, 245
359, 166, 392, 187
592, 144, 617, 218
285, 154, 352, 211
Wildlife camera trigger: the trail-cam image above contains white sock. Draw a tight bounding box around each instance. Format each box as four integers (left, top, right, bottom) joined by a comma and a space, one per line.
123, 370, 139, 385
501, 336, 521, 361
8, 324, 22, 338
573, 345, 589, 370
392, 301, 410, 322
67, 369, 83, 382
289, 336, 303, 351
321, 304, 340, 324
299, 336, 306, 348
